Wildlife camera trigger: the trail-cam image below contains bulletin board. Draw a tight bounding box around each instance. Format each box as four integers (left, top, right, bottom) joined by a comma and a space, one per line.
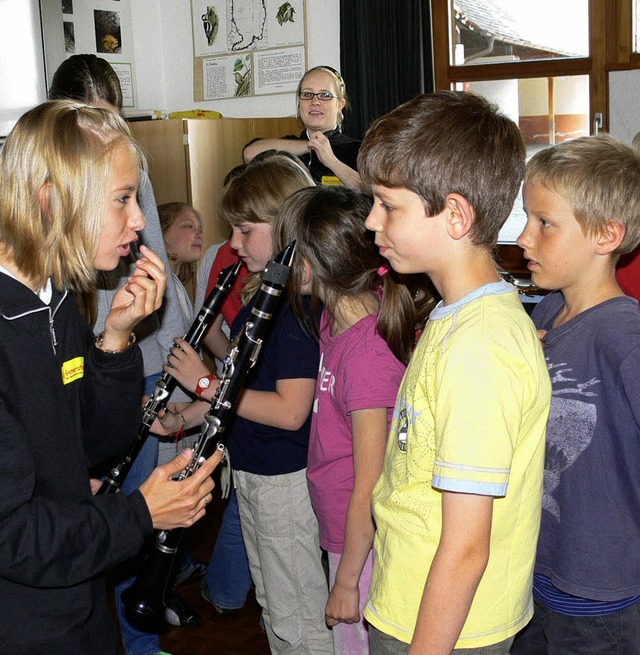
190, 0, 307, 102
59, 0, 136, 107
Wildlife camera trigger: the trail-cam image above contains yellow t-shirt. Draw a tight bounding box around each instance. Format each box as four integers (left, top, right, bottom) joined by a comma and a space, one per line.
364, 284, 551, 648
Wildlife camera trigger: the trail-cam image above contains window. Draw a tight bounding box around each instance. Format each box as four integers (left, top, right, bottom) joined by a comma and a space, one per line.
452, 0, 589, 64
432, 0, 638, 242
635, 0, 640, 53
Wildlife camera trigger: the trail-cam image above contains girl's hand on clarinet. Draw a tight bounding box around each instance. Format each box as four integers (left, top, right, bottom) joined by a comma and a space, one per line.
164, 338, 210, 392
151, 408, 182, 436
139, 447, 222, 530
151, 402, 209, 435
106, 245, 167, 337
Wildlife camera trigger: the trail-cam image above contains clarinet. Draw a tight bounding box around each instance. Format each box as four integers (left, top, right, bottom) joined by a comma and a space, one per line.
96, 260, 242, 496
122, 241, 295, 623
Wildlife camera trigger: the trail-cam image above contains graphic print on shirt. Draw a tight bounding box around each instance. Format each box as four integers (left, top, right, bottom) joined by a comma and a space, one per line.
544, 358, 600, 521
397, 406, 408, 452
316, 351, 335, 403
394, 341, 435, 474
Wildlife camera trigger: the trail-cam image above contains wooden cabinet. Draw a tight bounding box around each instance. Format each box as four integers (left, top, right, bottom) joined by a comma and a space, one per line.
130, 116, 300, 249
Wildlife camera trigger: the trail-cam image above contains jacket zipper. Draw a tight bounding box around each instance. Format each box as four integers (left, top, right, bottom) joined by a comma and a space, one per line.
48, 290, 68, 355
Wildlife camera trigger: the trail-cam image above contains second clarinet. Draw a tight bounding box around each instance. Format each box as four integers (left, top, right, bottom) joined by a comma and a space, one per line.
97, 260, 241, 495
122, 241, 295, 623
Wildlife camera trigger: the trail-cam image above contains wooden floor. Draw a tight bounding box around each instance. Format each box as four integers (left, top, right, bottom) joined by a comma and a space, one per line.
112, 489, 271, 655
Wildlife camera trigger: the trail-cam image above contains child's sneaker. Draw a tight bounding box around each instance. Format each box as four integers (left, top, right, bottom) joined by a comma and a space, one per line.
172, 559, 208, 587
164, 589, 199, 626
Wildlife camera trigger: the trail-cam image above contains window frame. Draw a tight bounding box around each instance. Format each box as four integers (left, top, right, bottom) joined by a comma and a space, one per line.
430, 0, 640, 134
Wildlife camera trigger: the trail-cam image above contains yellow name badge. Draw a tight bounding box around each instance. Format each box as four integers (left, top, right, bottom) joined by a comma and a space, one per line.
62, 357, 85, 385
321, 175, 343, 186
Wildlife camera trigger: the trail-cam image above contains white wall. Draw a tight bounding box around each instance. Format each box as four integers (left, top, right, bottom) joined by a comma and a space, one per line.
130, 0, 340, 118
609, 69, 640, 144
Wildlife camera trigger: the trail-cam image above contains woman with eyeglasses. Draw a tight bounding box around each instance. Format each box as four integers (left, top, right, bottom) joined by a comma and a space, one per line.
243, 66, 362, 189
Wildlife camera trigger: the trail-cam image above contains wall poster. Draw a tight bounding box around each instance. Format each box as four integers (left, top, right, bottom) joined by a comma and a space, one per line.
190, 0, 307, 101
57, 0, 136, 107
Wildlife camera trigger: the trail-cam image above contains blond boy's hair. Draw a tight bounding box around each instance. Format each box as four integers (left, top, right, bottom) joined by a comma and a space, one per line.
525, 133, 640, 254
0, 100, 145, 291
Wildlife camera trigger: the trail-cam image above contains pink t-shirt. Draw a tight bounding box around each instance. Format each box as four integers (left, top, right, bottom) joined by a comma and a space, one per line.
306, 310, 406, 553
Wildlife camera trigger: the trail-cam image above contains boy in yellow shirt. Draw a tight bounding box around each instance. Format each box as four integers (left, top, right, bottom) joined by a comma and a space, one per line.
359, 90, 552, 654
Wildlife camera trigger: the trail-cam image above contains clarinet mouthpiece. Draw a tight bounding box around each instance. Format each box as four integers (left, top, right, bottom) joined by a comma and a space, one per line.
129, 239, 143, 261
274, 240, 296, 267
217, 260, 242, 288
262, 241, 296, 287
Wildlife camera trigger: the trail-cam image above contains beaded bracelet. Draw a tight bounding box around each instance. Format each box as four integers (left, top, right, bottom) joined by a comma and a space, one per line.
94, 331, 137, 354
171, 410, 187, 435
172, 411, 187, 445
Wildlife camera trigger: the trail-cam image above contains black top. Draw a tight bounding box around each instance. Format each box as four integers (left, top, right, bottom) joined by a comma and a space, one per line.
249, 127, 362, 185
227, 297, 319, 475
0, 273, 152, 654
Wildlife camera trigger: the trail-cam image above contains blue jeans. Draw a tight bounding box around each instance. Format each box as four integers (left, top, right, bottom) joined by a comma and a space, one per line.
115, 374, 161, 655
115, 434, 160, 655
204, 486, 252, 611
511, 598, 640, 655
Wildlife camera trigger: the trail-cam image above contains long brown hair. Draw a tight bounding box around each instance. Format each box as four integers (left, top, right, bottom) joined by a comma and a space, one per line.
49, 54, 123, 109
274, 186, 434, 364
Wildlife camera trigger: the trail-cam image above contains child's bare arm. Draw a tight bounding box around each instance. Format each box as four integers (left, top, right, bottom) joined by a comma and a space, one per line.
202, 314, 231, 361
157, 370, 314, 433
409, 491, 493, 655
233, 378, 315, 430
325, 407, 388, 626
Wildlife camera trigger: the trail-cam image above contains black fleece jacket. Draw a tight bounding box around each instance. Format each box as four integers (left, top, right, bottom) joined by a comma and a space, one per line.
0, 273, 153, 655
283, 128, 361, 184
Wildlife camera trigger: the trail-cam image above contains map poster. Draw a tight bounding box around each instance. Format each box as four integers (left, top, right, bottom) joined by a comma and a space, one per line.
191, 0, 306, 101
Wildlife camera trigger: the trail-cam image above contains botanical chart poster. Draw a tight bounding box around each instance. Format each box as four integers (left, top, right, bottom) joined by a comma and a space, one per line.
191, 0, 306, 101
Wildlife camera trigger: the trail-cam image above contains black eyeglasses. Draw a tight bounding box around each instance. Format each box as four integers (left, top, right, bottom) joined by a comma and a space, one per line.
298, 92, 338, 101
